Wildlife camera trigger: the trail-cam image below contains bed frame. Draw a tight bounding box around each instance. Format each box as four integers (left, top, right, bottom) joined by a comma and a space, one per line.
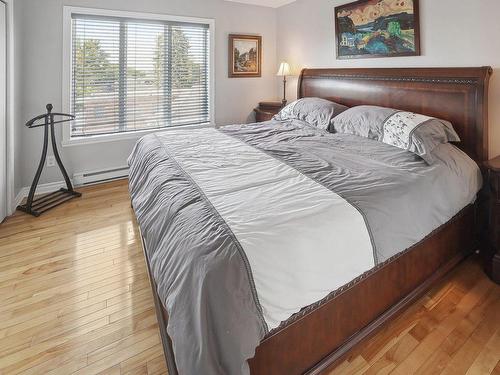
139, 67, 492, 375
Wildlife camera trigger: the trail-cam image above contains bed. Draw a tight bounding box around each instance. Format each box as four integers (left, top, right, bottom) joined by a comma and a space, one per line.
129, 67, 492, 375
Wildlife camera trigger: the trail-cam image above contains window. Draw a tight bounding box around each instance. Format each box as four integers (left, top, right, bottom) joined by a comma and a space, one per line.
63, 8, 214, 144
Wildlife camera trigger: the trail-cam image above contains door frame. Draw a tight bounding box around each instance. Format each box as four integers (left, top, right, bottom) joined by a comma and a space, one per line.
3, 0, 14, 218
0, 0, 6, 221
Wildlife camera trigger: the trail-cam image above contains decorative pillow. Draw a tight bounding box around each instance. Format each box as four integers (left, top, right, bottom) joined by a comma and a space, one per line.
329, 105, 395, 139
331, 105, 460, 164
382, 111, 460, 164
274, 97, 348, 130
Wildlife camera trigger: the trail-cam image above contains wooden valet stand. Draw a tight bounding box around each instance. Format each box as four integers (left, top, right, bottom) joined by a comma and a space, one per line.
17, 104, 81, 217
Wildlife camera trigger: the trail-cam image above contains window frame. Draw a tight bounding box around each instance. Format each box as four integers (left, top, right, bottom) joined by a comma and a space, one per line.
62, 6, 215, 147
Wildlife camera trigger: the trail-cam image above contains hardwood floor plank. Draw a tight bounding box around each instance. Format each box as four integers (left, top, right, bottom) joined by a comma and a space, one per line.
146, 355, 168, 375
120, 345, 164, 374
97, 364, 122, 375
71, 333, 161, 375
328, 355, 368, 375
436, 292, 500, 375
362, 332, 419, 375
21, 309, 158, 375
491, 360, 500, 375
389, 277, 494, 375
465, 329, 500, 375
413, 286, 499, 375
87, 326, 160, 365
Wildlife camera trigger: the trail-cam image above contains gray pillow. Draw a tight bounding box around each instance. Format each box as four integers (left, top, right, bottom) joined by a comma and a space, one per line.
331, 105, 460, 164
274, 97, 348, 130
330, 105, 394, 139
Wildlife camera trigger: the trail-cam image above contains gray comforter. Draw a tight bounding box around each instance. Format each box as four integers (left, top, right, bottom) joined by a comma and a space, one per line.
128, 119, 481, 375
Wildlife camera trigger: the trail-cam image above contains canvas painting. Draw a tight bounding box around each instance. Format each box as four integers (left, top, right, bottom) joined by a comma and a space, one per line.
335, 0, 420, 59
228, 34, 262, 77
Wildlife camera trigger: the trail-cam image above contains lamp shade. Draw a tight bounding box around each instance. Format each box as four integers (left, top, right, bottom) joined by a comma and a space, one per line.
276, 62, 291, 76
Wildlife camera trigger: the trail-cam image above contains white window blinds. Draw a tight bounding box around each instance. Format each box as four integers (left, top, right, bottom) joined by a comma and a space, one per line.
71, 14, 211, 137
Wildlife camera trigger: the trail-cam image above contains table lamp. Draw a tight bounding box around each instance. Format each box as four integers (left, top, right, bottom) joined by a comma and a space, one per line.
276, 62, 291, 106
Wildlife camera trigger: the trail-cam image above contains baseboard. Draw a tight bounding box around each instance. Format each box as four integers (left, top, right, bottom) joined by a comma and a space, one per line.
12, 174, 128, 212
13, 180, 71, 210
13, 188, 25, 211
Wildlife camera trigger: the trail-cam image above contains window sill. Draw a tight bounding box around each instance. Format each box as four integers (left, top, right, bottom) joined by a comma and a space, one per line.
61, 123, 214, 147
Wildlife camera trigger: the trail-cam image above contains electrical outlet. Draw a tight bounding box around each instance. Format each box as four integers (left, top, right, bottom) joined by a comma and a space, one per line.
46, 156, 56, 168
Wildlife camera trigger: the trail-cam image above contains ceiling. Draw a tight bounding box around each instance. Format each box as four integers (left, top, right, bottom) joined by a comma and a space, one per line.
224, 0, 297, 8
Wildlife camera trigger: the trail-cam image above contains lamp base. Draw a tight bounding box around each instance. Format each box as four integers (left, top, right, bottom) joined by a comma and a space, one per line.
281, 76, 287, 107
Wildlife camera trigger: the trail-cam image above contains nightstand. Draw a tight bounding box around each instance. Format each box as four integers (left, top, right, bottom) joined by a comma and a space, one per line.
483, 155, 500, 284
254, 101, 283, 122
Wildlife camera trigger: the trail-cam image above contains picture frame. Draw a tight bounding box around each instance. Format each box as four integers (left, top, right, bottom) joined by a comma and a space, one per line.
334, 0, 420, 60
228, 34, 262, 78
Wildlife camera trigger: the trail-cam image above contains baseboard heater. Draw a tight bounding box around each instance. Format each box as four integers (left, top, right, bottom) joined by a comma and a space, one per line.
73, 166, 129, 186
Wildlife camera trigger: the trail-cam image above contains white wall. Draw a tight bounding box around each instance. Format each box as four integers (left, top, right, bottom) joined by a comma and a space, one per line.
17, 0, 278, 187
276, 0, 500, 158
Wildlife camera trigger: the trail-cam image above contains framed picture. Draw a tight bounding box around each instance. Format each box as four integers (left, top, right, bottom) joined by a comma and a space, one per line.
335, 0, 420, 60
228, 34, 262, 78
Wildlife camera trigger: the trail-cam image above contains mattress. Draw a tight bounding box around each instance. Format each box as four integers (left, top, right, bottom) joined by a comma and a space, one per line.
128, 119, 482, 375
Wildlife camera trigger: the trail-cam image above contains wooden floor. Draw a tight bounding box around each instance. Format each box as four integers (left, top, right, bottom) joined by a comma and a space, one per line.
0, 180, 498, 375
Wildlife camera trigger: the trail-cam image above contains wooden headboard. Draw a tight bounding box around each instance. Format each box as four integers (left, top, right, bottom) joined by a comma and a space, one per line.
297, 67, 492, 163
